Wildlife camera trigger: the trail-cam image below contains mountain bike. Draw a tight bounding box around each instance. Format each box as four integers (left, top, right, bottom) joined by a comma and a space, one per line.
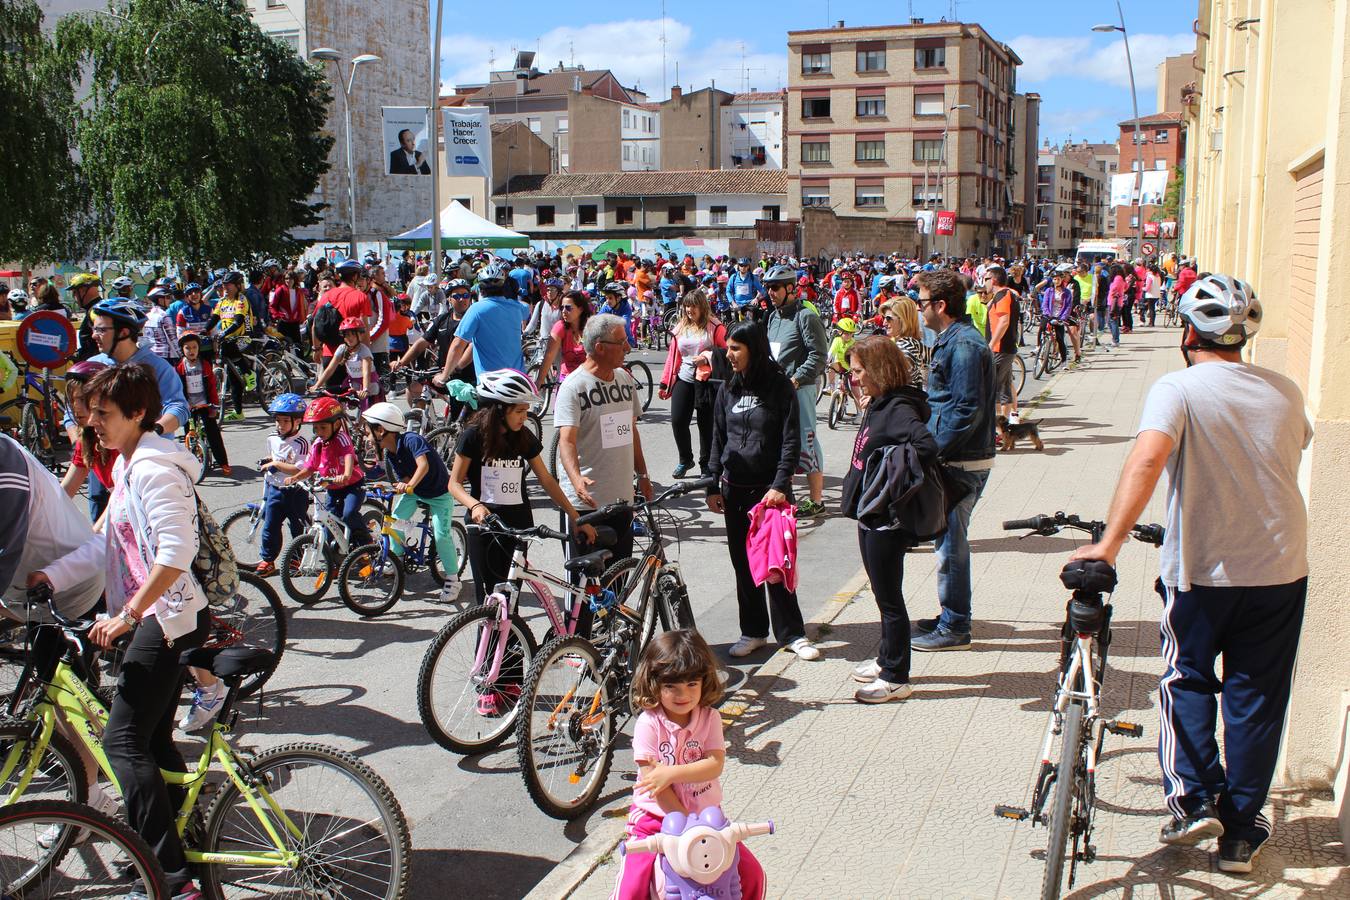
278, 480, 385, 605
1034, 315, 1068, 379
213, 336, 287, 417
0, 798, 167, 897
182, 409, 215, 483
337, 482, 470, 617
0, 591, 410, 899
993, 512, 1164, 900
0, 363, 69, 474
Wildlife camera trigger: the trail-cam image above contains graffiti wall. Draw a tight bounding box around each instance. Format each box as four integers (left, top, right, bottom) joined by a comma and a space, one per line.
515, 237, 730, 261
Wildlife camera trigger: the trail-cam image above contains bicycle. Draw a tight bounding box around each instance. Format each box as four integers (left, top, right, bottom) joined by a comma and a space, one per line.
422, 393, 543, 465
0, 798, 168, 897
0, 363, 69, 474
1033, 315, 1069, 379
278, 480, 385, 605
337, 481, 470, 617
0, 590, 411, 899
993, 512, 1164, 900
212, 336, 287, 417
826, 370, 859, 430
624, 353, 655, 412
182, 409, 215, 484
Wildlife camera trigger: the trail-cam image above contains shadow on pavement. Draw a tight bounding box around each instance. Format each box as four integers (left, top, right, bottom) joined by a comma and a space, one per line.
411, 847, 556, 899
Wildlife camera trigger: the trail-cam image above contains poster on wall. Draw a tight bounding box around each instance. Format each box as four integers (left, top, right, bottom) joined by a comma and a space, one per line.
915, 210, 935, 234
382, 107, 432, 175
1159, 220, 1178, 239
1142, 221, 1160, 238
442, 106, 492, 183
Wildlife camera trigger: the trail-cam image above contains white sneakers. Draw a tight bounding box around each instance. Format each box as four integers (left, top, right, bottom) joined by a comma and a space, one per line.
787, 638, 821, 660
38, 785, 119, 849
852, 659, 882, 683
438, 576, 463, 604
854, 679, 913, 704
728, 636, 768, 658
179, 680, 227, 732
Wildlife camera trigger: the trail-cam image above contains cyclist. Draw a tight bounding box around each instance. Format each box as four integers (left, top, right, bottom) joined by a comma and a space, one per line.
832, 272, 862, 322
67, 272, 104, 360
826, 316, 861, 412
726, 257, 763, 322
314, 317, 377, 408
1071, 275, 1309, 875
1039, 268, 1074, 365
433, 260, 530, 384
282, 394, 373, 548
598, 281, 634, 345
246, 393, 314, 578
763, 263, 829, 518
169, 282, 215, 359
209, 271, 255, 422
394, 278, 474, 417
361, 402, 462, 603
172, 332, 230, 477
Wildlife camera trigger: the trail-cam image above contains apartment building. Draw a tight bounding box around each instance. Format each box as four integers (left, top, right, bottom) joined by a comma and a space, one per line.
785, 18, 1028, 256
1156, 52, 1196, 115
1115, 112, 1184, 238
1056, 140, 1120, 237
1035, 150, 1106, 255
1183, 0, 1349, 842
721, 92, 787, 169
1009, 92, 1041, 256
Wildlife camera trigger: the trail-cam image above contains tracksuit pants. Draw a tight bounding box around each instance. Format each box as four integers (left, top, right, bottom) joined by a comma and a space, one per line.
1156, 578, 1307, 843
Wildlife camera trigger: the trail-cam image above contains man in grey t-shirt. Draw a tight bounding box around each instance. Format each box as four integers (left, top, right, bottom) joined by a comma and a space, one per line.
1070, 275, 1308, 875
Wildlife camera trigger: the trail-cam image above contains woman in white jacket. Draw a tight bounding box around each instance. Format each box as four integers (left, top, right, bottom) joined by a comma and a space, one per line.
34, 363, 208, 896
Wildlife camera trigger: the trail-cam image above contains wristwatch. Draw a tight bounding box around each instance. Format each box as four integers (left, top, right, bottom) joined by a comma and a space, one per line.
119, 607, 141, 630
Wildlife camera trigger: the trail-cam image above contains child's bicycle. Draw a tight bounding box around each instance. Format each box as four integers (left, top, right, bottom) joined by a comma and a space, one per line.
336, 481, 470, 617
825, 370, 859, 430
622, 806, 774, 900
1, 586, 410, 899
278, 480, 385, 605
182, 409, 216, 483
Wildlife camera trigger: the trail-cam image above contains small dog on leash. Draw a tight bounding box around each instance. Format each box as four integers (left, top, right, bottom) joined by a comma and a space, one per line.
997, 415, 1043, 451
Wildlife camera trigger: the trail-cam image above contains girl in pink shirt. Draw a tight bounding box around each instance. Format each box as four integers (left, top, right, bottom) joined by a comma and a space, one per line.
612, 630, 765, 900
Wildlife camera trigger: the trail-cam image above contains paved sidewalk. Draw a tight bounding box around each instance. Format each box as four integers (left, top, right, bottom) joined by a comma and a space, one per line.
568, 330, 1347, 899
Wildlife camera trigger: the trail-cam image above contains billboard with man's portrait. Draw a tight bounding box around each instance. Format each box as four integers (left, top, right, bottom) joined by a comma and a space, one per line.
382, 107, 431, 176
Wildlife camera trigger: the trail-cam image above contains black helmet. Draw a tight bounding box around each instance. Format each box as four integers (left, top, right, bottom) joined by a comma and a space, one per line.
762, 264, 796, 286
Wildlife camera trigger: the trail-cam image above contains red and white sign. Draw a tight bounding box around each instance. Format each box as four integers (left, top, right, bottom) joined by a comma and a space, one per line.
1141, 241, 1157, 257
1142, 221, 1160, 238
935, 210, 957, 236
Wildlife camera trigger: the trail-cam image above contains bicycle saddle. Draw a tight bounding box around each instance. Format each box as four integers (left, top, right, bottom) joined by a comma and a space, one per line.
180, 646, 275, 682
1059, 559, 1117, 594
564, 549, 613, 576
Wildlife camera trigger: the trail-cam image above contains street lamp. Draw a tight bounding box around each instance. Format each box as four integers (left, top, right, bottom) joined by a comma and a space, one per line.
310, 48, 381, 259
1094, 3, 1145, 261
938, 103, 974, 259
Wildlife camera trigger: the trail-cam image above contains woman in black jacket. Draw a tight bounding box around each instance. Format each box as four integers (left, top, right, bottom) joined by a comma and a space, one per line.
707, 321, 819, 661
841, 336, 939, 703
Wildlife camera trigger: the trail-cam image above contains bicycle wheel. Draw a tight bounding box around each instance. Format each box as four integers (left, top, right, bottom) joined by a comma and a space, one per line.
426, 520, 470, 584
416, 603, 539, 755
256, 364, 289, 415
1047, 339, 1065, 375
206, 572, 287, 698
0, 721, 87, 805
827, 391, 844, 430
338, 543, 405, 617
1011, 353, 1027, 397
525, 410, 543, 442
200, 743, 410, 900
546, 428, 562, 479
220, 506, 265, 570
0, 620, 25, 708
596, 556, 649, 661
20, 403, 46, 465
1035, 340, 1051, 379
279, 532, 335, 606
186, 429, 209, 484
1041, 700, 1084, 900
423, 425, 461, 464
654, 567, 697, 631
515, 635, 614, 820
626, 360, 654, 412
0, 798, 168, 898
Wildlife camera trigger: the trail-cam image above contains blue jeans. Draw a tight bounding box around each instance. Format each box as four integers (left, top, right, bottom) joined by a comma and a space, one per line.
260, 483, 310, 562
87, 471, 109, 521
1107, 312, 1121, 345
327, 484, 372, 547
934, 466, 991, 634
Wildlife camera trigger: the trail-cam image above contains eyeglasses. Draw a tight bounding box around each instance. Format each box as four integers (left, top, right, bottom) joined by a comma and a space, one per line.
561, 304, 576, 311
884, 314, 899, 321
91, 326, 115, 334
449, 292, 471, 300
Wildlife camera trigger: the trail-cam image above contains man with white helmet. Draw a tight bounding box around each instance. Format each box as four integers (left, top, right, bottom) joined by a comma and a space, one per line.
360, 401, 462, 603
1071, 274, 1311, 875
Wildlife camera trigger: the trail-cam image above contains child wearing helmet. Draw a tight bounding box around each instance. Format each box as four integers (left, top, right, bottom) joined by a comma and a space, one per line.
255, 394, 312, 577
175, 332, 232, 476
283, 395, 372, 547
313, 317, 377, 407
360, 402, 461, 603
827, 318, 863, 410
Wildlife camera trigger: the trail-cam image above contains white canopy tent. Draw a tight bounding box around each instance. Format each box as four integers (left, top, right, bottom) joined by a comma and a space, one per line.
387, 200, 528, 251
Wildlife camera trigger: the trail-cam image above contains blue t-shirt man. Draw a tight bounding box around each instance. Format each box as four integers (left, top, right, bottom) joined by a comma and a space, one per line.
387, 432, 450, 498
508, 265, 533, 301
454, 293, 530, 374
62, 346, 189, 437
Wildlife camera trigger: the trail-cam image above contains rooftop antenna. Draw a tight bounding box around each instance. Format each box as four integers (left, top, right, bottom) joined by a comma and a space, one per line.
569, 40, 574, 68
488, 46, 495, 72
660, 0, 668, 100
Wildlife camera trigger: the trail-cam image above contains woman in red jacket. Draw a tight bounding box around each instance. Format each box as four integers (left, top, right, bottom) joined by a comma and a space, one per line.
658, 289, 726, 478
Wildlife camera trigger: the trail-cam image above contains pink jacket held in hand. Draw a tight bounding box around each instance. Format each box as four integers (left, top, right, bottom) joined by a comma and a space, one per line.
746, 502, 798, 592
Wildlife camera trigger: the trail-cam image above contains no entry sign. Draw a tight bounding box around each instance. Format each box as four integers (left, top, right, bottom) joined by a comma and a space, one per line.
16, 310, 76, 369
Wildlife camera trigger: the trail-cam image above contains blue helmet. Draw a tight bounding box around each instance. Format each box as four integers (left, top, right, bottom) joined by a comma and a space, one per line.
268, 393, 308, 416
90, 298, 148, 330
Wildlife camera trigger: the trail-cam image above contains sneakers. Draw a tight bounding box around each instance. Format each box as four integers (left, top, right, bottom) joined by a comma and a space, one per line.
795, 499, 826, 518
126, 883, 203, 900
438, 577, 463, 604
911, 628, 971, 652
728, 636, 768, 658
475, 684, 521, 717
179, 679, 227, 732
1217, 833, 1268, 874
854, 678, 913, 704
255, 560, 277, 577
852, 660, 882, 683
221, 410, 243, 422
220, 464, 233, 477
786, 637, 820, 660
910, 617, 940, 636
1158, 800, 1224, 847
38, 785, 118, 850
671, 462, 692, 479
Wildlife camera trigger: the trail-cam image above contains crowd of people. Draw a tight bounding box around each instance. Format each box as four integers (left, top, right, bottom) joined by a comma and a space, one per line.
0, 239, 1304, 890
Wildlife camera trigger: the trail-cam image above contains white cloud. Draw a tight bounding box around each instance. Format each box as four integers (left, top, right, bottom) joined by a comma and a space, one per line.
1010, 32, 1195, 91
438, 18, 786, 99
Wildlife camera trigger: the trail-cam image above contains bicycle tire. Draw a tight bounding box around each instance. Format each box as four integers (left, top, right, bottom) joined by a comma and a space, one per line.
1035, 341, 1051, 379
546, 428, 561, 479
279, 532, 335, 606
207, 571, 287, 698
626, 360, 654, 412
423, 425, 461, 465
200, 742, 410, 900
1041, 701, 1084, 900
427, 520, 469, 583
827, 391, 843, 430
596, 557, 647, 668
0, 619, 25, 708
0, 720, 87, 805
256, 363, 289, 415
416, 604, 539, 755
515, 635, 614, 820
20, 402, 46, 467
0, 798, 169, 898
1047, 340, 1065, 375
655, 568, 697, 632
1012, 353, 1027, 397
338, 543, 405, 617
526, 410, 543, 442
186, 429, 208, 483
220, 506, 265, 570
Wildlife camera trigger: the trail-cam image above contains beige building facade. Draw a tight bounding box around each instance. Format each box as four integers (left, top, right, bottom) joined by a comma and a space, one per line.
1182, 0, 1350, 848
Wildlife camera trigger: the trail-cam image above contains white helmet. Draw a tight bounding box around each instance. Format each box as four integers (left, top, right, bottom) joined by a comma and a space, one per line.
361, 402, 406, 433
477, 368, 540, 405
1178, 274, 1262, 347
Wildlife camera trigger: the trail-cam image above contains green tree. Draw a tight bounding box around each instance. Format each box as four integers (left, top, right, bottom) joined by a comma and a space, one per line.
0, 0, 84, 263
1155, 165, 1184, 222
56, 0, 334, 262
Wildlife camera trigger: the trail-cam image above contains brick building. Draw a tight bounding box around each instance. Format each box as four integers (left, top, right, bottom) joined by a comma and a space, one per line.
1036, 150, 1107, 255
1115, 112, 1185, 239
785, 18, 1032, 257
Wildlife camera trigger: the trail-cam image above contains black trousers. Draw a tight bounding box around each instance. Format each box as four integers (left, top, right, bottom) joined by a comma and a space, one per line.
722, 482, 805, 644
105, 608, 208, 889
467, 528, 523, 604
190, 408, 228, 466
858, 527, 912, 683
1122, 299, 1135, 331
669, 379, 713, 470
219, 342, 245, 414
566, 507, 634, 639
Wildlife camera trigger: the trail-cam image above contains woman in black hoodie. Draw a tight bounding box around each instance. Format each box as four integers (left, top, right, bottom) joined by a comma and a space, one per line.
707, 321, 819, 661
841, 336, 939, 703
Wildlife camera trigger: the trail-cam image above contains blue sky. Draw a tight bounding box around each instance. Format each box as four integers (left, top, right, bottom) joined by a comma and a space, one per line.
437, 0, 1196, 146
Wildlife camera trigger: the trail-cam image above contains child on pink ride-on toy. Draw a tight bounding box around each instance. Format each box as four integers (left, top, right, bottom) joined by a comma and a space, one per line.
611, 629, 765, 900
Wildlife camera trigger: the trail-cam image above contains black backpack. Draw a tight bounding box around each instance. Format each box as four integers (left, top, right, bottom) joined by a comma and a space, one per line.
312, 300, 342, 349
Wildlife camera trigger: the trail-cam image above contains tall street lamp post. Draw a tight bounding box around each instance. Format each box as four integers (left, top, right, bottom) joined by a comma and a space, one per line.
939, 102, 973, 260
310, 48, 381, 260
1094, 2, 1144, 261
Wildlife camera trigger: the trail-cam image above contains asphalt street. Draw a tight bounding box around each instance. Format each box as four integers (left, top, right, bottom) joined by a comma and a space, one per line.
191, 346, 1042, 898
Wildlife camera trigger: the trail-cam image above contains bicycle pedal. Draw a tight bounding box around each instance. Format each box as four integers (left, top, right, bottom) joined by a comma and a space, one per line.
993, 805, 1029, 821
1105, 720, 1144, 738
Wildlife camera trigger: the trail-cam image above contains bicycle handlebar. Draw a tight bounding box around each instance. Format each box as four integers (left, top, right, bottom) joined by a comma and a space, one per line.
25, 582, 94, 632
467, 514, 569, 543
1001, 511, 1164, 546
576, 476, 716, 525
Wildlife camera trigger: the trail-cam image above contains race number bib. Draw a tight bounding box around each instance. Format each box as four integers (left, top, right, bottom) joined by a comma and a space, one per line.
186, 373, 205, 395
481, 465, 522, 505
600, 411, 634, 449
736, 283, 750, 296
769, 341, 783, 360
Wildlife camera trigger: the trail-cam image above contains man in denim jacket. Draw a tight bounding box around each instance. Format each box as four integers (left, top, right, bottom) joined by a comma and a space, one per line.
911, 268, 996, 651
